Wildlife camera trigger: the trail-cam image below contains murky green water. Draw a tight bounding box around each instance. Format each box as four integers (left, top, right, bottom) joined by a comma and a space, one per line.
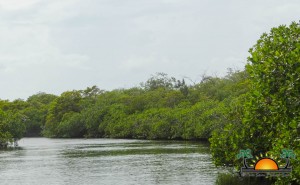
0, 138, 220, 185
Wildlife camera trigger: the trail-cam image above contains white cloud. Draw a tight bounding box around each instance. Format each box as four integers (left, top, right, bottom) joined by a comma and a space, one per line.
0, 0, 299, 100
0, 0, 39, 11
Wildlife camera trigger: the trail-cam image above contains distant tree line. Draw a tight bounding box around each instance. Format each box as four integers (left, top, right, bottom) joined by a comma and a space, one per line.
0, 70, 248, 142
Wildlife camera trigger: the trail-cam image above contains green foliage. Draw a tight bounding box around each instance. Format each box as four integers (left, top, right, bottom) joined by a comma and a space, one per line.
5, 112, 26, 140
44, 91, 82, 137
141, 72, 179, 91
0, 108, 26, 148
244, 22, 300, 183
280, 149, 295, 159
23, 93, 57, 136
0, 67, 248, 151
0, 109, 13, 148
35, 69, 247, 140
57, 112, 85, 138
237, 149, 253, 159
210, 21, 300, 184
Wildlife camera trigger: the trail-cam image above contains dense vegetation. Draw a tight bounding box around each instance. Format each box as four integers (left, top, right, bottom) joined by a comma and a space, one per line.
210, 22, 300, 184
0, 70, 249, 143
0, 21, 298, 184
0, 93, 57, 147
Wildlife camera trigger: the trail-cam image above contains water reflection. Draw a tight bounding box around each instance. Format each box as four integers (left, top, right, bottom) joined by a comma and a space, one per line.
0, 138, 217, 185
1, 138, 282, 185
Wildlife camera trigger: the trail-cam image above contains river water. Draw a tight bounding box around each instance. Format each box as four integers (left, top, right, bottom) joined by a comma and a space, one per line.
0, 138, 221, 185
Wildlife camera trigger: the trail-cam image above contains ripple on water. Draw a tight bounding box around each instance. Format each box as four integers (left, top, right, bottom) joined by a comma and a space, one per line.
0, 138, 218, 185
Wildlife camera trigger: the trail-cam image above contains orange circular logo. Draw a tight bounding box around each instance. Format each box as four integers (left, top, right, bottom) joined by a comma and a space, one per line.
254, 158, 278, 170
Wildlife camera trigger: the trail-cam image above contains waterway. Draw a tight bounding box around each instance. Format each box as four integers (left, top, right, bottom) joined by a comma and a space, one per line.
0, 138, 221, 185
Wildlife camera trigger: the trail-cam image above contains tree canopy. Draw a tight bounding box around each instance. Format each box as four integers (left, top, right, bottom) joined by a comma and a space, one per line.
210, 21, 300, 184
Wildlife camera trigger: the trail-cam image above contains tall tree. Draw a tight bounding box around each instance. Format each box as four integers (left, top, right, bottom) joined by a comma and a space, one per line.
44, 91, 82, 137
210, 21, 300, 184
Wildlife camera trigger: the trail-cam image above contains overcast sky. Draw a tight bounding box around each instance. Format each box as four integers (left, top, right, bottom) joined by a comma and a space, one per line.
0, 0, 299, 100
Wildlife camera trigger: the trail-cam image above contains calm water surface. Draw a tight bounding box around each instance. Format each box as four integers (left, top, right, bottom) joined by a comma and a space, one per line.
0, 138, 221, 185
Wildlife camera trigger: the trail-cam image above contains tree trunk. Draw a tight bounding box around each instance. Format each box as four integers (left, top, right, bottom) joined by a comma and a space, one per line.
243, 158, 250, 168
284, 158, 290, 168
